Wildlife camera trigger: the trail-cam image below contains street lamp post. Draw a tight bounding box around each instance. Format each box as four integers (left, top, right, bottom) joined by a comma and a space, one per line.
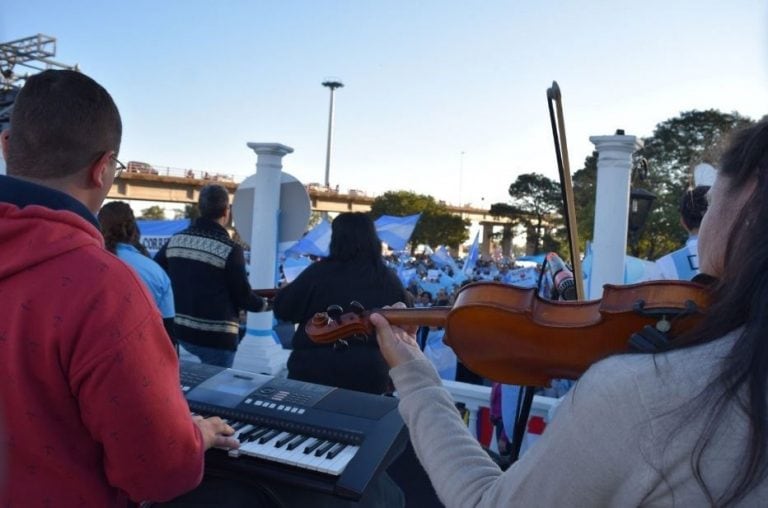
322, 79, 344, 188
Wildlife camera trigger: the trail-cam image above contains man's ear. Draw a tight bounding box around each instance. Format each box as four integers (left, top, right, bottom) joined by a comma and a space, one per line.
88, 151, 113, 188
1, 130, 10, 161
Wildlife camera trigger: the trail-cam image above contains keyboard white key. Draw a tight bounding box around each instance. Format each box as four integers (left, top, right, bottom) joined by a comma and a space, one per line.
321, 444, 359, 475
232, 429, 358, 476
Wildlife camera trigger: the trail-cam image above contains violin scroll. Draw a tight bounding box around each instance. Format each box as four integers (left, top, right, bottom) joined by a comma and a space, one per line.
307, 304, 375, 345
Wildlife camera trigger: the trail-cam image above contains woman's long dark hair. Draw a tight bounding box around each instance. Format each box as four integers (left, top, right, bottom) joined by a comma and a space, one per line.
327, 212, 385, 268
97, 201, 149, 256
674, 118, 768, 505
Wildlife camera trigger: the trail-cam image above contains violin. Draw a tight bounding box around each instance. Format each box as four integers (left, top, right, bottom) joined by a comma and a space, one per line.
254, 288, 278, 300
305, 280, 710, 386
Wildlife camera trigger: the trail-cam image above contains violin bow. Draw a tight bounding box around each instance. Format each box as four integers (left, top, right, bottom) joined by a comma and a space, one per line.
547, 81, 585, 300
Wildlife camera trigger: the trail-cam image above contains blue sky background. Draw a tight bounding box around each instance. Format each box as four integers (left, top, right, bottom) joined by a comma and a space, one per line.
3, 1, 767, 208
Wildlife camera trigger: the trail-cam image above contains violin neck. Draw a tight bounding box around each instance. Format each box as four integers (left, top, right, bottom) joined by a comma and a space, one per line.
377, 306, 449, 328
254, 288, 277, 299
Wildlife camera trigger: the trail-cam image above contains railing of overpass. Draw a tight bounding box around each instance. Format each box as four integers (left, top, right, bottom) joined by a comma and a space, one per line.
115, 166, 504, 219
123, 161, 236, 182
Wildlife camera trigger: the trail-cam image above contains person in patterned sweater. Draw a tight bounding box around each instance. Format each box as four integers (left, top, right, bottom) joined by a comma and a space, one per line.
155, 184, 267, 367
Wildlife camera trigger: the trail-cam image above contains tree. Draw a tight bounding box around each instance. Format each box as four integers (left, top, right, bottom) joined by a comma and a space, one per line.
571, 152, 597, 253
307, 211, 323, 228
572, 110, 753, 259
140, 205, 166, 220
370, 190, 470, 250
495, 173, 563, 254
184, 204, 200, 220
634, 110, 753, 259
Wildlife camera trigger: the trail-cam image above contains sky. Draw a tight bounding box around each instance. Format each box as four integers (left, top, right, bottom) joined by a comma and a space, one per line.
3, 1, 767, 209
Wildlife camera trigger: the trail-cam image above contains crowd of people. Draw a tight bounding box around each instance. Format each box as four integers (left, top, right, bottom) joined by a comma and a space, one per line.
3, 68, 768, 507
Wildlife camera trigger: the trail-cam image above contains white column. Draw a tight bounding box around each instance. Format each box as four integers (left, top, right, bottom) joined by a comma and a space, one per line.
237, 142, 293, 375
588, 135, 642, 299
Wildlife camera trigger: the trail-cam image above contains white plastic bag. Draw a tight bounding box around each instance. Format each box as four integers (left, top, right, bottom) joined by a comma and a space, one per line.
423, 329, 457, 380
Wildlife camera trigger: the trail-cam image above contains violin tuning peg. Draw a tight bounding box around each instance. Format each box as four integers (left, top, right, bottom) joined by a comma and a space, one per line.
333, 339, 350, 351
349, 301, 365, 315
326, 304, 344, 324
310, 313, 329, 326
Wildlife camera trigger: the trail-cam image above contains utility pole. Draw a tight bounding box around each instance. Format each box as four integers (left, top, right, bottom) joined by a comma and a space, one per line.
459, 151, 465, 217
321, 79, 343, 188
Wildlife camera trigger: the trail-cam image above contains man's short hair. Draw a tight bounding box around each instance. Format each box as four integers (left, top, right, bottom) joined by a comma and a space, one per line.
6, 70, 122, 179
680, 185, 710, 231
198, 184, 230, 219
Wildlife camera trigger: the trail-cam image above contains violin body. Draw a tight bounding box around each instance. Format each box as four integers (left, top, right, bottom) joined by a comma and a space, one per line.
305, 280, 709, 386
441, 281, 707, 386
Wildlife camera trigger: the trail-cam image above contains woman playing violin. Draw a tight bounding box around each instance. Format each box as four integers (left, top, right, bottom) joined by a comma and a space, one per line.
369, 118, 768, 507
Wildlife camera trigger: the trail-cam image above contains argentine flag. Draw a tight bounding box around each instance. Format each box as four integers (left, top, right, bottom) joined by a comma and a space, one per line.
284, 214, 421, 257
463, 231, 480, 276
430, 246, 458, 270
374, 213, 421, 251
284, 219, 332, 257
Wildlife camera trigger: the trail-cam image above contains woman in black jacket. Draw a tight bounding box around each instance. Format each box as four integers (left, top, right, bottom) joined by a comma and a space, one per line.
274, 212, 411, 394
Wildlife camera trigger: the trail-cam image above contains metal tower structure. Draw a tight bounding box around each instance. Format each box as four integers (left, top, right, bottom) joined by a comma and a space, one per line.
0, 34, 78, 131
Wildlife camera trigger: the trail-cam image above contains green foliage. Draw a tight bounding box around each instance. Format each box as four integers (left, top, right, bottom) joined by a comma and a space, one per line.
184, 204, 200, 220
490, 172, 563, 254
140, 205, 166, 220
571, 109, 754, 260
370, 190, 470, 250
572, 152, 597, 253
634, 110, 753, 259
307, 211, 323, 228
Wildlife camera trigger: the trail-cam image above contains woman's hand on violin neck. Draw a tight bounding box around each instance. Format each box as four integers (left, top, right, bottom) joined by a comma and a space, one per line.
370, 304, 425, 368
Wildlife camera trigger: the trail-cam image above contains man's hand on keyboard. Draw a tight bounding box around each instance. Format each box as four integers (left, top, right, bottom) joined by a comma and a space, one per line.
193, 415, 240, 450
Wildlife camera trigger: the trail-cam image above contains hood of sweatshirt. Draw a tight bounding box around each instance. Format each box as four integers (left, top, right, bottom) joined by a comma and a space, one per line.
0, 174, 103, 281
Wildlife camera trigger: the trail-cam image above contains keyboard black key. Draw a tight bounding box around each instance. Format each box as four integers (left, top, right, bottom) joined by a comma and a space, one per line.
238, 426, 263, 441
275, 433, 296, 448
259, 429, 281, 444
286, 435, 309, 451
314, 440, 336, 457
246, 427, 271, 442
327, 443, 347, 459
304, 438, 325, 454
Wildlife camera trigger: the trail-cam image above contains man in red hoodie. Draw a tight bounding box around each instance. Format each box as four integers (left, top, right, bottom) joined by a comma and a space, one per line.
0, 70, 238, 506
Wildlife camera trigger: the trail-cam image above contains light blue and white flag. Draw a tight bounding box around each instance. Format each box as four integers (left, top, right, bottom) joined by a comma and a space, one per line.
463, 231, 480, 276
284, 214, 421, 258
283, 256, 313, 282
137, 219, 190, 256
284, 219, 332, 257
397, 267, 418, 287
431, 246, 459, 271
374, 213, 421, 251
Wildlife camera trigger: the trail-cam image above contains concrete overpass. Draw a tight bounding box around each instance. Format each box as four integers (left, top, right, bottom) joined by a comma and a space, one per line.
108, 170, 520, 255
109, 171, 504, 220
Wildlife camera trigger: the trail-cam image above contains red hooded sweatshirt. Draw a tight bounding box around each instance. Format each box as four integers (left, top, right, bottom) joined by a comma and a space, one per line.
0, 176, 205, 506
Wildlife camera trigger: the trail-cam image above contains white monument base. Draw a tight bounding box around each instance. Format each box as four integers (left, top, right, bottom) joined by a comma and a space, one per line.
233, 311, 289, 375
233, 335, 289, 375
